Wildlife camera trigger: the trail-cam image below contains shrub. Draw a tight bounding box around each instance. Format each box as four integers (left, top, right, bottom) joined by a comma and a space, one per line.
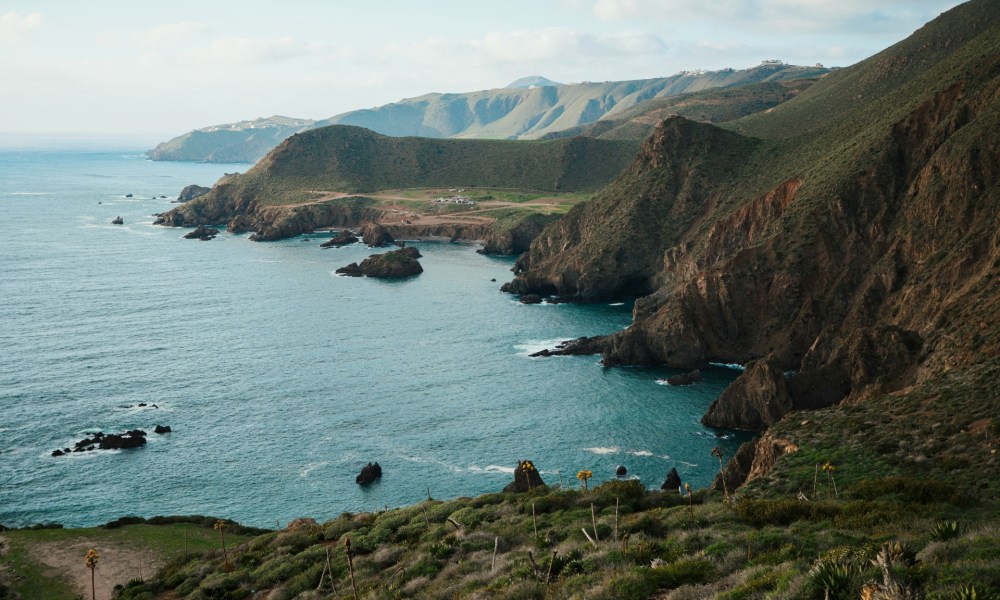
848, 477, 969, 506
808, 559, 855, 599
930, 521, 962, 541
733, 499, 840, 527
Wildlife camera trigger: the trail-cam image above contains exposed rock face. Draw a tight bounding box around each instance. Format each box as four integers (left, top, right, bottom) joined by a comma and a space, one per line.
356, 462, 382, 486
616, 465, 628, 477
503, 460, 546, 492
183, 224, 220, 240
712, 433, 799, 492
336, 247, 423, 278
479, 214, 561, 256
111, 216, 123, 225
661, 467, 682, 492
501, 1, 1000, 430
154, 425, 172, 434
702, 360, 790, 431
520, 294, 543, 305
360, 222, 395, 247
176, 184, 211, 203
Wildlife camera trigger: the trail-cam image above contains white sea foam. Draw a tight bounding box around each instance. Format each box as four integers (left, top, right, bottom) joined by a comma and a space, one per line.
609, 302, 625, 306
709, 362, 745, 371
467, 464, 516, 474
630, 450, 653, 457
679, 461, 698, 468
300, 461, 328, 478
584, 446, 620, 455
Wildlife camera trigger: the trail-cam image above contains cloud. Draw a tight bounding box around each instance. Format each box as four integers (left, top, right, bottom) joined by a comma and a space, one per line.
588, 0, 959, 33
0, 11, 43, 42
136, 21, 209, 46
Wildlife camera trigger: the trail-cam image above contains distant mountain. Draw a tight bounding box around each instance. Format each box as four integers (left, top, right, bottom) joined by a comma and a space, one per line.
147, 63, 828, 162
146, 116, 315, 163
505, 75, 562, 89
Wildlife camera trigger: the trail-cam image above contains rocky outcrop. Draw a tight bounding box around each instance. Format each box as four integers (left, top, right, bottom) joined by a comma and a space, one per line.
702, 360, 790, 431
520, 294, 543, 305
503, 460, 545, 492
616, 465, 628, 477
661, 467, 682, 492
712, 433, 799, 492
336, 247, 423, 278
360, 222, 395, 247
356, 462, 382, 486
529, 336, 607, 358
183, 225, 219, 240
176, 184, 211, 203
479, 214, 561, 256
320, 230, 359, 248
154, 425, 172, 434
111, 216, 123, 225
52, 429, 148, 456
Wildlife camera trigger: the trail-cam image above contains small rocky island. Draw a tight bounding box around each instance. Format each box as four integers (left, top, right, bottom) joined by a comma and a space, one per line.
336, 247, 422, 278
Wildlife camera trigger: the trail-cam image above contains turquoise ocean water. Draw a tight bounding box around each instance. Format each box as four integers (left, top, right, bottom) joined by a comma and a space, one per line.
0, 145, 747, 528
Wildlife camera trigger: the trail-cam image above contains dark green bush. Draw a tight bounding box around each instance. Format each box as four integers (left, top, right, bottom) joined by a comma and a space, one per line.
848, 477, 969, 506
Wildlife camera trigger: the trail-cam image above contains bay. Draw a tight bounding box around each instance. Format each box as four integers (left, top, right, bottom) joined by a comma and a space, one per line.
0, 147, 746, 528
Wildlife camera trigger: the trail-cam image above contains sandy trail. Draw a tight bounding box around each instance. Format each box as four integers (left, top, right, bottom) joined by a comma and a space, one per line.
27, 538, 162, 600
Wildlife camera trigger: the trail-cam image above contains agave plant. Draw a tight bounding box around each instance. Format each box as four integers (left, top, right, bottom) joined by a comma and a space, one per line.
809, 558, 855, 599
951, 584, 979, 599
930, 521, 961, 541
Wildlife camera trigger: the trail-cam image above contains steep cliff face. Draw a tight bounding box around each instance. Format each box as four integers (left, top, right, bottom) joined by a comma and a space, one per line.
505, 0, 1000, 433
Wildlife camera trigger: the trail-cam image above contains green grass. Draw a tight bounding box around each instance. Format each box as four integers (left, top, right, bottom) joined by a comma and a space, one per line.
1, 521, 260, 600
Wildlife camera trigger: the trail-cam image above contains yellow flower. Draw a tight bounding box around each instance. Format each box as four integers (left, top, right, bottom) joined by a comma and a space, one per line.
85, 548, 99, 568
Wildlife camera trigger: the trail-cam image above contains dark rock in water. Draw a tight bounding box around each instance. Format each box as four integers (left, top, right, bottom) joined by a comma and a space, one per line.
111, 216, 124, 225
360, 222, 395, 247
616, 465, 628, 477
176, 184, 211, 203
125, 194, 133, 198
154, 425, 172, 434
337, 248, 422, 278
666, 369, 702, 386
58, 429, 147, 456
661, 467, 682, 492
160, 195, 168, 199
503, 459, 546, 493
356, 462, 382, 486
320, 231, 359, 248
184, 224, 220, 241
491, 278, 496, 282
520, 294, 543, 304
51, 449, 64, 457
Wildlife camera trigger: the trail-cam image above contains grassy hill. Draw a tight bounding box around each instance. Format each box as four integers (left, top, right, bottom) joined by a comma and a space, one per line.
541, 78, 820, 141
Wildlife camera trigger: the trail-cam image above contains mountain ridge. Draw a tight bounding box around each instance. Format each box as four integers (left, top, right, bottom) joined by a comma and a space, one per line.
147, 63, 828, 163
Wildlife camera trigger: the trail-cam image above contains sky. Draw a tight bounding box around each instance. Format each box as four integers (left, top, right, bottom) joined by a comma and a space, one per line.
0, 0, 961, 140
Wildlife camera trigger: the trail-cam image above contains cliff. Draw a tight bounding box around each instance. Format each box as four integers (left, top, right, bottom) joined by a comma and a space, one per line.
505, 0, 1000, 432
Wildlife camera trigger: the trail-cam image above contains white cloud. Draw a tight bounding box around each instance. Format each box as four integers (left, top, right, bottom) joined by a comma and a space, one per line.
0, 11, 43, 42
135, 21, 209, 46
588, 0, 959, 33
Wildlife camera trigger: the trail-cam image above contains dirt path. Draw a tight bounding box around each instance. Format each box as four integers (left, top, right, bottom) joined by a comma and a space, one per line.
27, 538, 162, 600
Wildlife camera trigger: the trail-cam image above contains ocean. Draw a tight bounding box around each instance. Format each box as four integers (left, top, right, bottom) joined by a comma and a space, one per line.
0, 145, 746, 529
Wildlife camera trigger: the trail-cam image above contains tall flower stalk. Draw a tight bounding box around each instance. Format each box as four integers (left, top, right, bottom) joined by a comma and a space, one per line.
84, 549, 99, 600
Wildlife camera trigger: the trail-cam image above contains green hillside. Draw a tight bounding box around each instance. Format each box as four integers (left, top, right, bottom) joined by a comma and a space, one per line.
541, 78, 820, 141
146, 116, 315, 163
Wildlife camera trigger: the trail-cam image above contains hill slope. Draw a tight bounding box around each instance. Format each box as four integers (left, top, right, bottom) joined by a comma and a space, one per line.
147, 64, 826, 163
154, 125, 639, 241
503, 0, 1000, 434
